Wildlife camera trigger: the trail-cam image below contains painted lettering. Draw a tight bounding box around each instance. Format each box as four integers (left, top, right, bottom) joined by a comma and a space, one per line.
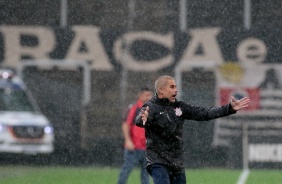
113, 31, 174, 71
66, 26, 113, 71
0, 26, 55, 67
180, 28, 224, 67
237, 38, 267, 65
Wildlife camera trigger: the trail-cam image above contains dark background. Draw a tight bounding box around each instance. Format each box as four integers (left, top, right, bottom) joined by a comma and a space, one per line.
0, 0, 281, 168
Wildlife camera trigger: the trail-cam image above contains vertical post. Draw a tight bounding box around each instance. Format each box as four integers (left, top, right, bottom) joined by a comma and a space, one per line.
242, 123, 249, 170
120, 50, 128, 110
83, 62, 91, 107
60, 0, 68, 28
244, 0, 251, 30
179, 0, 187, 32
128, 0, 136, 30
174, 65, 183, 100
120, 0, 135, 109
176, 0, 187, 100
236, 122, 250, 184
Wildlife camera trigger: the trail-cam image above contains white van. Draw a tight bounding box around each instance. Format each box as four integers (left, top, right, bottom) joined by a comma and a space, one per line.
0, 69, 54, 155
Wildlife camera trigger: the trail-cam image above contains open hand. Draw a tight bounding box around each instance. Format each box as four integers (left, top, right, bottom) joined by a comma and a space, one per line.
230, 96, 250, 111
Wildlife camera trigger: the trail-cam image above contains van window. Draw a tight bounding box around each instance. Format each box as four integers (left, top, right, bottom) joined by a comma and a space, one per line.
0, 88, 37, 112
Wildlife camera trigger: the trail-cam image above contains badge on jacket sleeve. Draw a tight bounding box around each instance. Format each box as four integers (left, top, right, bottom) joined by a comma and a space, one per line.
175, 108, 182, 116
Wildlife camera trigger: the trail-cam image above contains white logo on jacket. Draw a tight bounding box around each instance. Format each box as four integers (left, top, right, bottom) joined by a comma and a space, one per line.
175, 108, 182, 116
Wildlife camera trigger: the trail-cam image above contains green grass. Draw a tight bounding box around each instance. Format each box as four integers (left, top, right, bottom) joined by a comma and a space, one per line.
246, 169, 282, 184
186, 169, 241, 183
0, 166, 281, 184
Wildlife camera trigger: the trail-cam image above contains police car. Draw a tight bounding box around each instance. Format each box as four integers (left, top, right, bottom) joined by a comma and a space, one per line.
0, 69, 54, 155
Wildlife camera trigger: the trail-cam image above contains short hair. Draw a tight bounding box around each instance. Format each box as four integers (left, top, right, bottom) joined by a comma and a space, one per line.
139, 86, 150, 93
154, 75, 175, 94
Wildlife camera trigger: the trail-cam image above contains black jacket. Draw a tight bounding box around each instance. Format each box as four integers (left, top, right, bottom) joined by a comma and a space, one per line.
135, 95, 236, 173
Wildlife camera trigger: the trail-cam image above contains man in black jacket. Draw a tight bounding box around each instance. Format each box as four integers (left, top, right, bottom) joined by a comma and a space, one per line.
135, 75, 250, 184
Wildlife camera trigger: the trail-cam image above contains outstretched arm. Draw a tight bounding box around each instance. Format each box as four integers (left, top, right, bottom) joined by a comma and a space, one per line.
181, 96, 250, 121
230, 96, 250, 111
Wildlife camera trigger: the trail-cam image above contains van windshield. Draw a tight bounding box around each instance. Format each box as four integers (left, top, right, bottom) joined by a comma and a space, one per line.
0, 88, 38, 112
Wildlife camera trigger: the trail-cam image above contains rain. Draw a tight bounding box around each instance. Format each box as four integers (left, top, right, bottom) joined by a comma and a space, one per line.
0, 0, 282, 184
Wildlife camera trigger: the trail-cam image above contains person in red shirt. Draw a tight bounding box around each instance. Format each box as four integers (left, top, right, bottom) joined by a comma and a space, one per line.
118, 87, 152, 184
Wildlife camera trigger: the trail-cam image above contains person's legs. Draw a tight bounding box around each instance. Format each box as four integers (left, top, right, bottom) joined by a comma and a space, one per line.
148, 164, 170, 184
170, 173, 186, 184
137, 150, 149, 184
117, 150, 138, 184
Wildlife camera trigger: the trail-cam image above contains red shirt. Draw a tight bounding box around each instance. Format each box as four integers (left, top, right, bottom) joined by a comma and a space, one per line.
126, 100, 146, 150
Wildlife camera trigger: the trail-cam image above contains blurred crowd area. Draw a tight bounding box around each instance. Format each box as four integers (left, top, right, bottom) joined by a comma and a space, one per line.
0, 0, 281, 31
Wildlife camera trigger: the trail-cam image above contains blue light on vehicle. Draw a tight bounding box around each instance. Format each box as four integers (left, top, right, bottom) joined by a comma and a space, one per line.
0, 124, 7, 132
44, 126, 53, 134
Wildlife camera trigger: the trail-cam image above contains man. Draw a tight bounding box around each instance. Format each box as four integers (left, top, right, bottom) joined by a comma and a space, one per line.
135, 75, 250, 184
118, 87, 152, 184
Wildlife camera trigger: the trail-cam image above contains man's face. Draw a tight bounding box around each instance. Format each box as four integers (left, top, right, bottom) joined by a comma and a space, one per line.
139, 91, 152, 103
160, 79, 178, 102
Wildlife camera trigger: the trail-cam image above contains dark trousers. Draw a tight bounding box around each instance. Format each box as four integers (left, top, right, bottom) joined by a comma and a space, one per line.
147, 164, 186, 184
117, 149, 149, 184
